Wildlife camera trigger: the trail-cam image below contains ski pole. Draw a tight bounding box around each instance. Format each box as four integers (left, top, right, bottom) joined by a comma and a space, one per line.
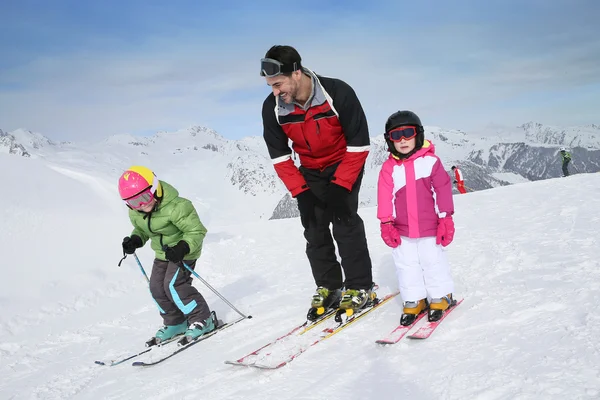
133, 253, 150, 283
182, 261, 251, 320
117, 252, 150, 283
118, 252, 167, 314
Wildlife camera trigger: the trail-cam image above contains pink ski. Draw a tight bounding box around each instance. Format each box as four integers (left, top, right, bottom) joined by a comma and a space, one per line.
407, 298, 464, 340
375, 311, 428, 345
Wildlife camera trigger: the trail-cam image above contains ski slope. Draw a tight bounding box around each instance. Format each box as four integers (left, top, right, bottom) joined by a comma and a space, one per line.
1, 154, 599, 399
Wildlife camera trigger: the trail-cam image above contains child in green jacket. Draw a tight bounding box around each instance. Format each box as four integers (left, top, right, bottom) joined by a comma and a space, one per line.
118, 165, 216, 345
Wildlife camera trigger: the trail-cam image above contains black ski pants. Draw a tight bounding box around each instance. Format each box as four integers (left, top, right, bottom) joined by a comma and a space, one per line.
562, 160, 570, 177
299, 164, 373, 291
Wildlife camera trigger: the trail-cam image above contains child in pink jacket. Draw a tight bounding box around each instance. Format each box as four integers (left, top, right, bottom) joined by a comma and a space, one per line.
377, 110, 457, 325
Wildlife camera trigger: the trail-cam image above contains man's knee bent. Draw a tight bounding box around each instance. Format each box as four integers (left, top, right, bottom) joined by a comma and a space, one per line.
304, 227, 333, 245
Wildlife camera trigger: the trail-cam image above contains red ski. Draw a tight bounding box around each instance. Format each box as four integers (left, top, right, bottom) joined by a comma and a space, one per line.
223, 308, 337, 368
406, 298, 464, 340
225, 292, 400, 369
375, 311, 428, 345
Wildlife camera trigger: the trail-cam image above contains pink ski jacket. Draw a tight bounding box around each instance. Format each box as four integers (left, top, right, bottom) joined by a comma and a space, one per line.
377, 140, 454, 238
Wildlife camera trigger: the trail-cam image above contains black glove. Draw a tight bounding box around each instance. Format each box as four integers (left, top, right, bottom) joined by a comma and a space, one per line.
122, 235, 143, 254
453, 180, 457, 184
164, 241, 190, 264
326, 183, 352, 222
295, 189, 322, 228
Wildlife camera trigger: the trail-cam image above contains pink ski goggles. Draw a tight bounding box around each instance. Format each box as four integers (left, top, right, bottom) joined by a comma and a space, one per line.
124, 188, 155, 209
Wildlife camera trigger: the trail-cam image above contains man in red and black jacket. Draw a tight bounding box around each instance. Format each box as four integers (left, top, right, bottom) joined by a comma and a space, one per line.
260, 45, 374, 316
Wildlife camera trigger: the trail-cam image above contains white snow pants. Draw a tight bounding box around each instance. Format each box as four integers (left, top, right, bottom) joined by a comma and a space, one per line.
392, 236, 454, 302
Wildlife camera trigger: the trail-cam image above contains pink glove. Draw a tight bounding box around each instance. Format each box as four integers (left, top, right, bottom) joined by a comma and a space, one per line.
380, 222, 401, 248
436, 216, 455, 247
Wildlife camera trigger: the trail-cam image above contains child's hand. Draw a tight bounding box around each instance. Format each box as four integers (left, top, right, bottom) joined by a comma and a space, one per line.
122, 235, 143, 254
164, 241, 190, 264
380, 222, 401, 248
436, 216, 455, 247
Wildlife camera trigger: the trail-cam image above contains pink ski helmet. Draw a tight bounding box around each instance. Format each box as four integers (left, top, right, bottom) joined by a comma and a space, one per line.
118, 166, 162, 207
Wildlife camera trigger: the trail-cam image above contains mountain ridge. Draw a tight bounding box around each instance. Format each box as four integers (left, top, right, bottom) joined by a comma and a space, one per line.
2, 122, 599, 222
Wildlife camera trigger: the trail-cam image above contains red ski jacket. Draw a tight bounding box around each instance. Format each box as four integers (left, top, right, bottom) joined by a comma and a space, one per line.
262, 68, 370, 196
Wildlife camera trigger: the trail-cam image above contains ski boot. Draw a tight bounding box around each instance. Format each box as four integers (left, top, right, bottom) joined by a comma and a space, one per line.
428, 294, 455, 322
400, 299, 428, 326
178, 311, 218, 346
145, 320, 188, 347
307, 287, 341, 321
335, 284, 378, 322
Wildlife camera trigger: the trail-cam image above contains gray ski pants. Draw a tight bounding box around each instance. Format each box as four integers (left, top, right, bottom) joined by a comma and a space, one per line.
149, 259, 211, 326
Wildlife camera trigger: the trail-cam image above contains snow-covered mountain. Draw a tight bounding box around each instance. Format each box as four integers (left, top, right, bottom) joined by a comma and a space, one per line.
465, 122, 600, 183
0, 129, 31, 157
2, 122, 599, 223
520, 121, 600, 148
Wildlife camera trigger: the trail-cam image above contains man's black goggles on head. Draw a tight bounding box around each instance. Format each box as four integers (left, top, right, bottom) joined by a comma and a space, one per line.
260, 58, 300, 77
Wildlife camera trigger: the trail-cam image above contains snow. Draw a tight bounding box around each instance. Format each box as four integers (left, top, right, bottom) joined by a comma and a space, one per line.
491, 172, 530, 184
1, 127, 285, 226
1, 151, 600, 399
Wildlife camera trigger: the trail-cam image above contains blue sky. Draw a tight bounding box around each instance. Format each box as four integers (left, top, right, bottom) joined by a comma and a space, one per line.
0, 0, 599, 141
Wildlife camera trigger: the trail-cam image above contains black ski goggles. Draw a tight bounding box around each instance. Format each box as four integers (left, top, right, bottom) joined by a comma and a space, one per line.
385, 126, 419, 142
260, 58, 300, 77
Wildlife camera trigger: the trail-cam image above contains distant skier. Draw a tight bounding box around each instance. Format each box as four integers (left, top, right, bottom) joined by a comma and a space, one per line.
377, 110, 457, 325
559, 147, 572, 177
118, 166, 216, 345
451, 165, 467, 194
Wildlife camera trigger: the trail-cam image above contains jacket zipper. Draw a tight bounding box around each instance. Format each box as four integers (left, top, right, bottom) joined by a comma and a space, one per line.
304, 114, 312, 152
305, 136, 312, 152
145, 208, 165, 250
